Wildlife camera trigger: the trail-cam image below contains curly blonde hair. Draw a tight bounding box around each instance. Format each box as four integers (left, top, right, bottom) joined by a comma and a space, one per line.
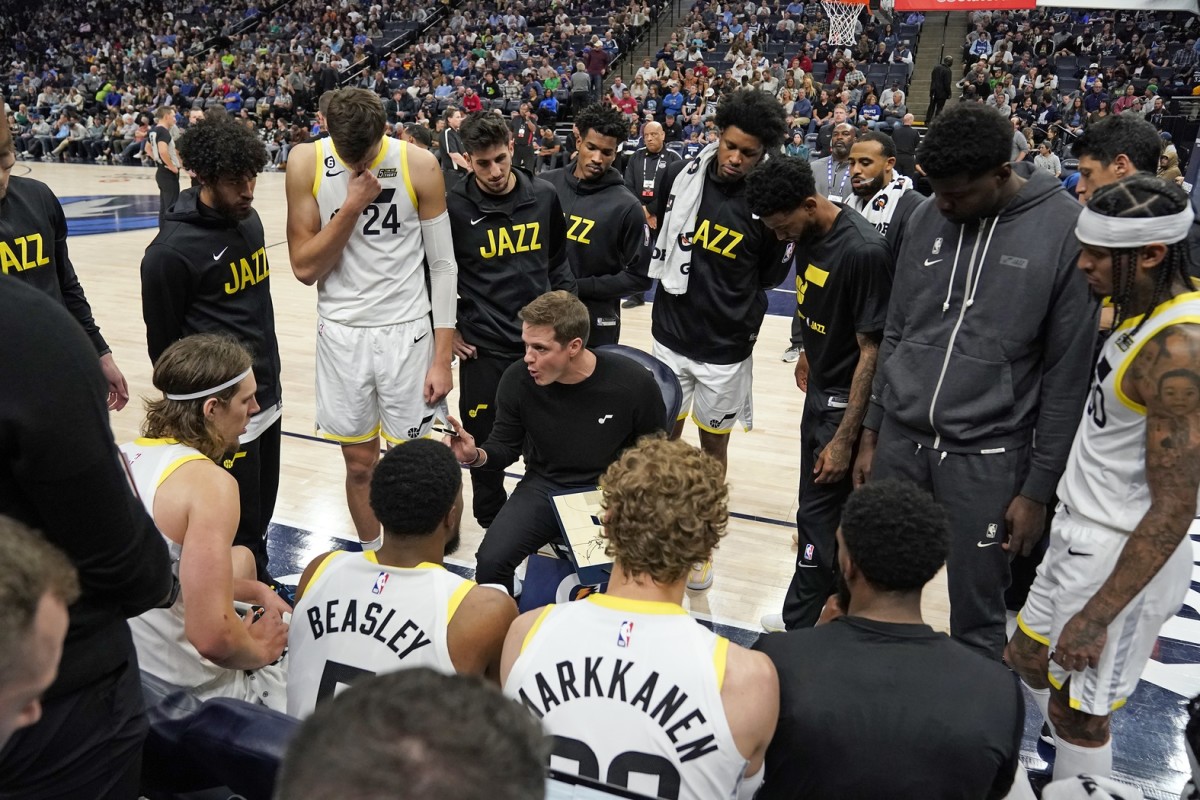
600, 436, 728, 584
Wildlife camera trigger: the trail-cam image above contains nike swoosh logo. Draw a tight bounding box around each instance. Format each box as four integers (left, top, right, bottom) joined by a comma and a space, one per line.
924, 258, 943, 267
976, 541, 999, 548
326, 169, 345, 177
470, 216, 487, 225
1067, 547, 1092, 557
212, 247, 228, 261
413, 331, 429, 344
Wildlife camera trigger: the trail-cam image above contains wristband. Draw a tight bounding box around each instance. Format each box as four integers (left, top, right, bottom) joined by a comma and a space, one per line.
462, 449, 485, 468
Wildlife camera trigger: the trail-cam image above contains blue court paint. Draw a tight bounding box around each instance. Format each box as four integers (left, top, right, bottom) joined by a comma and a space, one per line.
61, 195, 160, 235
264, 520, 1196, 798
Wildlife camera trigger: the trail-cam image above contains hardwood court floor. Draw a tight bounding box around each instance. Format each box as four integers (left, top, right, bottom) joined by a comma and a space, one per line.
21, 157, 953, 633
19, 159, 1200, 796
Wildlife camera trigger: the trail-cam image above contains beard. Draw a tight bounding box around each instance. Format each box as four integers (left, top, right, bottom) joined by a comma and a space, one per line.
443, 528, 461, 557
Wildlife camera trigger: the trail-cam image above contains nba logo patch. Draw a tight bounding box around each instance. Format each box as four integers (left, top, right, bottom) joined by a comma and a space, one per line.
617, 621, 634, 648
986, 523, 998, 539
804, 543, 815, 561
371, 571, 389, 595
932, 237, 943, 255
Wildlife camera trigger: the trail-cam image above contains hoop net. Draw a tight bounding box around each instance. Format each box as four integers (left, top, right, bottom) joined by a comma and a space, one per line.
822, 0, 864, 47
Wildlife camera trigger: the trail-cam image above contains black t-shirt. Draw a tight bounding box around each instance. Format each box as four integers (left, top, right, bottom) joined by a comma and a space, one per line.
481, 351, 666, 485
754, 616, 1023, 800
793, 208, 891, 398
440, 126, 465, 172
150, 124, 172, 167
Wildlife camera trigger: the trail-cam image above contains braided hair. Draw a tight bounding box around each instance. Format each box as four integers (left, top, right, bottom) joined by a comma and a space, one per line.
1088, 174, 1194, 337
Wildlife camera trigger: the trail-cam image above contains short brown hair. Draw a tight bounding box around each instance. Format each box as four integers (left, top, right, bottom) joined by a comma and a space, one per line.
154, 105, 174, 121
600, 437, 728, 583
143, 333, 253, 460
0, 516, 80, 680
460, 110, 512, 153
518, 290, 589, 347
326, 88, 386, 164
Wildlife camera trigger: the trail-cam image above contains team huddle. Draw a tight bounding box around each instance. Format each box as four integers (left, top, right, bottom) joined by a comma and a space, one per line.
1, 81, 1196, 798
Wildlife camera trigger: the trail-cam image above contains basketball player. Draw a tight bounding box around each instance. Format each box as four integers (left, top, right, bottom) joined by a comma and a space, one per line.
784, 120, 858, 363
141, 117, 282, 583
286, 87, 457, 548
277, 668, 548, 800
286, 440, 517, 718
0, 517, 78, 750
622, 120, 680, 308
745, 157, 892, 632
649, 88, 791, 589
123, 334, 289, 709
0, 106, 129, 411
448, 111, 576, 529
149, 105, 181, 221
856, 103, 1097, 660
445, 291, 664, 595
501, 437, 779, 800
844, 130, 923, 258
541, 103, 651, 347
0, 276, 173, 798
1006, 175, 1200, 782
755, 480, 1023, 799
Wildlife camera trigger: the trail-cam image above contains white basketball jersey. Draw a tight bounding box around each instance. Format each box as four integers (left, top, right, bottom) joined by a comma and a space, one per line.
121, 438, 262, 699
504, 595, 748, 800
312, 136, 428, 327
1059, 290, 1200, 533
286, 551, 475, 718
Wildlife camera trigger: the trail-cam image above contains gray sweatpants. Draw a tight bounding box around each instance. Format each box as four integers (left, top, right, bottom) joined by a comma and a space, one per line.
872, 416, 1031, 660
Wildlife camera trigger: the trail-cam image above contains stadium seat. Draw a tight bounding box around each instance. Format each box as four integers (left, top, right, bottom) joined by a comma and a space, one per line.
140, 671, 299, 800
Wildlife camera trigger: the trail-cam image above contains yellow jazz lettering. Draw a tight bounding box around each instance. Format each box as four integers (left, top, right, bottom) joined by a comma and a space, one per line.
479, 223, 543, 258
566, 215, 595, 245
223, 247, 270, 294
0, 233, 51, 274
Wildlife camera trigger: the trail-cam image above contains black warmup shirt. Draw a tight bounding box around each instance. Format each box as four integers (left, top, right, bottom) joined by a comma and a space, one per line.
540, 165, 651, 322
0, 276, 173, 699
449, 169, 576, 357
652, 161, 793, 364
0, 176, 109, 354
439, 126, 465, 175
481, 351, 665, 486
140, 187, 282, 409
755, 616, 1023, 800
794, 208, 891, 399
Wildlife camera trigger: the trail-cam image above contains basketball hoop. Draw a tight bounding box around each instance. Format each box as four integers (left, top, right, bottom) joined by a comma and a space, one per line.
822, 0, 867, 47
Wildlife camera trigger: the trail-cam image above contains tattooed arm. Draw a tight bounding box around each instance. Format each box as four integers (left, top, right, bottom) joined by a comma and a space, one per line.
1053, 323, 1200, 673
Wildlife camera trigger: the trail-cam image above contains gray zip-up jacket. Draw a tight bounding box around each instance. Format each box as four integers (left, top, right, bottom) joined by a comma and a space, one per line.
864, 162, 1098, 504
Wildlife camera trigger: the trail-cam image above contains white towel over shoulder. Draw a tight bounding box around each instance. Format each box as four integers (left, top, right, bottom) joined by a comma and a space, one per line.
649, 142, 718, 295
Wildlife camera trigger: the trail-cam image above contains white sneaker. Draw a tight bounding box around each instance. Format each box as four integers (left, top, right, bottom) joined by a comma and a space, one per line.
781, 346, 801, 363
761, 613, 786, 632
687, 559, 713, 590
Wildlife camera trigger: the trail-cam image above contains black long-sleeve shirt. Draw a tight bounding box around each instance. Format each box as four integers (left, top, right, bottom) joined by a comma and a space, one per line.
0, 175, 109, 355
450, 169, 576, 357
481, 351, 665, 486
140, 188, 282, 410
0, 275, 173, 699
540, 165, 652, 323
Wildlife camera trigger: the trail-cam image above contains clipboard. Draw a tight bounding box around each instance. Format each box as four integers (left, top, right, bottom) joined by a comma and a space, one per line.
550, 487, 612, 586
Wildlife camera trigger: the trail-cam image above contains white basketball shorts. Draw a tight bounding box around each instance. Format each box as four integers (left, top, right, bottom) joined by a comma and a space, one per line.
1016, 507, 1190, 716
315, 316, 446, 444
652, 339, 753, 433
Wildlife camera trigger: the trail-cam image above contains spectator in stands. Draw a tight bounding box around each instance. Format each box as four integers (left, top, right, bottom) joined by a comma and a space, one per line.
278, 669, 548, 800
0, 517, 78, 751
1034, 140, 1062, 178
928, 56, 954, 122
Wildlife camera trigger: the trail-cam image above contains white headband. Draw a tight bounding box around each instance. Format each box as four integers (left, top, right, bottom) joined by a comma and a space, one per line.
165, 367, 252, 401
1075, 206, 1193, 248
